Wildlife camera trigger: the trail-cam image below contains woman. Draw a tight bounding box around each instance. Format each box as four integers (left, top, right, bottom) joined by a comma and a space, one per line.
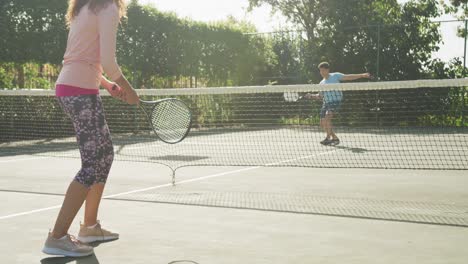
42, 0, 139, 257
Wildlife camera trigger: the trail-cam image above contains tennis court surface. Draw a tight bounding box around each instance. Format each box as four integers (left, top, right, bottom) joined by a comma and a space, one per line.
1, 79, 468, 263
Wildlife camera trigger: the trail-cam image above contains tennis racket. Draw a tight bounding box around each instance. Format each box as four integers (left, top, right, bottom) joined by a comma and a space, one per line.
139, 98, 192, 144
109, 84, 192, 144
283, 92, 303, 102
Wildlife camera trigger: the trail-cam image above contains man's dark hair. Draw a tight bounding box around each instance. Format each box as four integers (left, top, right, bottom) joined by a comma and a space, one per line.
318, 62, 330, 69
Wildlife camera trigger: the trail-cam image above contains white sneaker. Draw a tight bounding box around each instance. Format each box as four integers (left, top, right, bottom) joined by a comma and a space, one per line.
77, 221, 119, 243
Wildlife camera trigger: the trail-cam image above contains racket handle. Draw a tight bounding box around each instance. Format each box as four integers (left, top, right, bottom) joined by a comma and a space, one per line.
110, 84, 122, 95
105, 83, 127, 102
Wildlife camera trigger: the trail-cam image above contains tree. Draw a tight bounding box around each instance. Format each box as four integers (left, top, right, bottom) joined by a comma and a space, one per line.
442, 0, 467, 38
248, 0, 443, 81
248, 0, 323, 43
0, 0, 270, 88
248, 0, 327, 80
0, 0, 68, 64
119, 2, 270, 87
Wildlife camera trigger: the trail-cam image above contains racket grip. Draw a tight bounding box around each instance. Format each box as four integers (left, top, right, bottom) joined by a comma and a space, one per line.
110, 84, 122, 95
105, 83, 127, 102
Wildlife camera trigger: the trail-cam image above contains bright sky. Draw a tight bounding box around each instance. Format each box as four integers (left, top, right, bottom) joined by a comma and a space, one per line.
138, 0, 288, 31
138, 0, 466, 64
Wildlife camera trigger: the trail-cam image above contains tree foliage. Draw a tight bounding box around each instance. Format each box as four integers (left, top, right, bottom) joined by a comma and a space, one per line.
0, 0, 270, 88
0, 0, 465, 89
249, 0, 447, 81
442, 0, 467, 38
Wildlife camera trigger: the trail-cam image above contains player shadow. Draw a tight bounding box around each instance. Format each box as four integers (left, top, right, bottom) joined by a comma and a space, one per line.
40, 254, 99, 264
40, 239, 118, 264
332, 145, 370, 154
88, 238, 119, 247
168, 261, 200, 264
40, 255, 200, 264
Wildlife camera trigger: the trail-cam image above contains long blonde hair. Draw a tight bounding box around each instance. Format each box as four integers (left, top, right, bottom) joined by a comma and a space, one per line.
66, 0, 126, 27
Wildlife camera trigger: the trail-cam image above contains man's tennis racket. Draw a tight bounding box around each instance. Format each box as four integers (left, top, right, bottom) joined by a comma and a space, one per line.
283, 92, 321, 102
109, 85, 192, 144
283, 92, 303, 102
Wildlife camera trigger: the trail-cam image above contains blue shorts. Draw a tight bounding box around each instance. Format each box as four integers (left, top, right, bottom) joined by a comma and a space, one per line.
320, 101, 342, 119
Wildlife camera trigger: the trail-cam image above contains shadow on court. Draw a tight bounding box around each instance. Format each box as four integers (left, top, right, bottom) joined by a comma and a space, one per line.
40, 256, 200, 264
38, 232, 201, 264
40, 239, 120, 264
333, 145, 371, 154
168, 261, 200, 264
41, 254, 99, 264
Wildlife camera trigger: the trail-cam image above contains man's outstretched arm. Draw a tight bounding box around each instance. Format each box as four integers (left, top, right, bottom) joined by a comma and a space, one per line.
341, 73, 371, 81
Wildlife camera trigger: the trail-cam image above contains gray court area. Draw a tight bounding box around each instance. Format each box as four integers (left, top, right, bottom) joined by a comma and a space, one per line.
2, 127, 468, 170
1, 130, 468, 263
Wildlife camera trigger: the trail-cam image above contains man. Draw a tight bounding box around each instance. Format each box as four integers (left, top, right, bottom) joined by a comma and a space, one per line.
306, 62, 371, 146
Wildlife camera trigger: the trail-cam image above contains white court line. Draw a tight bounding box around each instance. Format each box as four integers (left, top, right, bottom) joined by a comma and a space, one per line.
0, 166, 260, 221
0, 156, 48, 163
266, 149, 337, 166
0, 205, 62, 220
0, 150, 336, 221
119, 142, 313, 150
104, 166, 261, 199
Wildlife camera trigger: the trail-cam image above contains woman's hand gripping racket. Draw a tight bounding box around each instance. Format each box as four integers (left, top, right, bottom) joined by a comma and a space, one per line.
107, 84, 192, 144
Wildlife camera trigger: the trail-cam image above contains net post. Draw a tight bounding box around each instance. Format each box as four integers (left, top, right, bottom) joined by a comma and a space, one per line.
463, 88, 466, 125
133, 105, 138, 134
376, 25, 381, 81
464, 19, 467, 74
171, 169, 176, 186
132, 63, 140, 134
463, 19, 467, 124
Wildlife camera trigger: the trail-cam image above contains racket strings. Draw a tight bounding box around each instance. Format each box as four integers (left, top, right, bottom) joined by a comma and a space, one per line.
284, 92, 300, 102
151, 100, 191, 143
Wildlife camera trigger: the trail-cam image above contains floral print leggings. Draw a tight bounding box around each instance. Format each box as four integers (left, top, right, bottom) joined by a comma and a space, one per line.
57, 95, 114, 188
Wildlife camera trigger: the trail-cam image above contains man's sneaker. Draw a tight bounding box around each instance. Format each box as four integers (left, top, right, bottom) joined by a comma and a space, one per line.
42, 233, 94, 257
320, 138, 332, 146
330, 138, 340, 146
77, 221, 119, 243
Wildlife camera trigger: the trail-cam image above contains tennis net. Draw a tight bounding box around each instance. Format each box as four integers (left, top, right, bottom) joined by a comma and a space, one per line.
1, 79, 467, 171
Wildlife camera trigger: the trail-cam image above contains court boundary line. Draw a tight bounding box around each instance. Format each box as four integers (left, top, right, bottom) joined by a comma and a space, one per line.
0, 157, 48, 163
0, 167, 258, 220
106, 198, 468, 228
0, 149, 336, 221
